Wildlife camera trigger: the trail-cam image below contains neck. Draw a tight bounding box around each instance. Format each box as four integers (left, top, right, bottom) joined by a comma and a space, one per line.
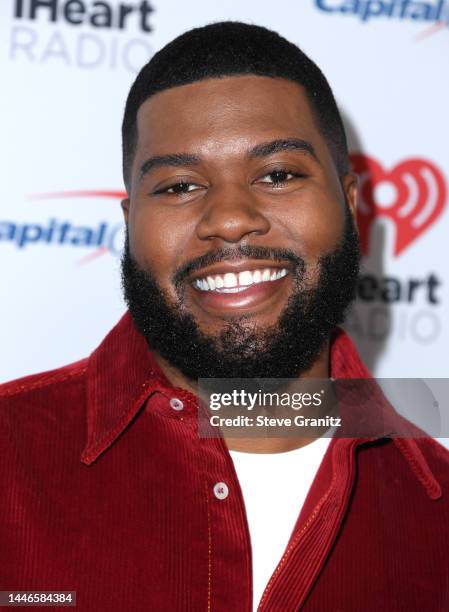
152, 339, 331, 453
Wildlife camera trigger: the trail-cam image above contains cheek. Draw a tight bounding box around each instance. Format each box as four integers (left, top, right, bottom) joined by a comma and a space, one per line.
277, 189, 345, 261
128, 203, 189, 292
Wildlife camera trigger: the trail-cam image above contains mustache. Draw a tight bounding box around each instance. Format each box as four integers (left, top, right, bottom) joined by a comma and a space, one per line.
172, 244, 305, 287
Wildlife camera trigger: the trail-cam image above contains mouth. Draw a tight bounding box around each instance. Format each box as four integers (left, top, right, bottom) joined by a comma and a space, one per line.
188, 261, 293, 315
193, 267, 289, 292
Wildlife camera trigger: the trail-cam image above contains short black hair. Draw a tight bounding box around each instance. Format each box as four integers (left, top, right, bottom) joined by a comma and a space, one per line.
122, 21, 349, 189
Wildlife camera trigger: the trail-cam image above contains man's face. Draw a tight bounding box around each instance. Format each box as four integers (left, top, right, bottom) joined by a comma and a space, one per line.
121, 75, 360, 380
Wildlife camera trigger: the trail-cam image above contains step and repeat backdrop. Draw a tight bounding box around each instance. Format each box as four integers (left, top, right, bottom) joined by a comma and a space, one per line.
0, 1, 448, 388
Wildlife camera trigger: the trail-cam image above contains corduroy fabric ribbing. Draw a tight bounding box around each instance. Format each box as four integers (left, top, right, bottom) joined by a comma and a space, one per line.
1, 311, 448, 611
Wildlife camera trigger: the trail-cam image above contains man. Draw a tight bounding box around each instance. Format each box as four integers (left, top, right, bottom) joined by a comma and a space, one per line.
1, 21, 448, 612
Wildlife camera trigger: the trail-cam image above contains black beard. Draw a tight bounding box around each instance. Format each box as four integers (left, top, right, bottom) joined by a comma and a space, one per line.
121, 209, 360, 381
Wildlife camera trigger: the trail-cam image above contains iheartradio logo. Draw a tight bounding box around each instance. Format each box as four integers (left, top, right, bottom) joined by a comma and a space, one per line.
350, 155, 447, 256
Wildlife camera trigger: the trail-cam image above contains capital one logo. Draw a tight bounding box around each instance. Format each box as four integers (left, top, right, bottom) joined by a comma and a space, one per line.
350, 155, 446, 256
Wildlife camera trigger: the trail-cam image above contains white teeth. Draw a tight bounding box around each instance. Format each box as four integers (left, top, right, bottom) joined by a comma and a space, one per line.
215, 275, 224, 288
193, 267, 288, 292
238, 270, 253, 286
262, 269, 271, 282
218, 286, 246, 293
253, 270, 262, 283
223, 272, 238, 288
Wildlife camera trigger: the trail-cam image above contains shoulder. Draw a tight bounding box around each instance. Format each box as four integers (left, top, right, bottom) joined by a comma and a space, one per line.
0, 358, 88, 404
0, 359, 89, 486
0, 359, 89, 456
415, 436, 449, 486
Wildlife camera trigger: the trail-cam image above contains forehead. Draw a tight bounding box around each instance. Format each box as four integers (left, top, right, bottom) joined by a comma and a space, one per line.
134, 75, 325, 159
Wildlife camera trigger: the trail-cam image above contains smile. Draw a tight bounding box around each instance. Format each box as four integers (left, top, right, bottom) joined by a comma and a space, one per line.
192, 268, 289, 293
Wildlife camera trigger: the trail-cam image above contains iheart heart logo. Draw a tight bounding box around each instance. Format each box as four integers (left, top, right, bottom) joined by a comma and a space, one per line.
350, 155, 446, 256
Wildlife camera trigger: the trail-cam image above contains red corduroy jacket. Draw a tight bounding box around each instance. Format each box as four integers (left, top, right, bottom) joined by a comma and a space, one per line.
1, 312, 448, 611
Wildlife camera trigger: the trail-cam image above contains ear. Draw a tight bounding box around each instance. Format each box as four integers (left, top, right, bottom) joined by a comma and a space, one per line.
342, 172, 358, 232
121, 197, 130, 224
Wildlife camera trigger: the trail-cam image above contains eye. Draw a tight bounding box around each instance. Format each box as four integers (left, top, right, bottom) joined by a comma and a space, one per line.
256, 169, 303, 187
153, 181, 202, 195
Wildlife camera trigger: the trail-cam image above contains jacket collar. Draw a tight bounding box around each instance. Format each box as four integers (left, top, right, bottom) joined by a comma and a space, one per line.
80, 312, 441, 500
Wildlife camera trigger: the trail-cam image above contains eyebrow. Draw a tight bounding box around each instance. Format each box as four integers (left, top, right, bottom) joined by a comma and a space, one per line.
138, 138, 318, 182
139, 153, 200, 181
248, 138, 318, 161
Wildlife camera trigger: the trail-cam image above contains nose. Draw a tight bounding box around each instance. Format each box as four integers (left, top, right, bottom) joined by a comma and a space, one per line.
195, 182, 271, 244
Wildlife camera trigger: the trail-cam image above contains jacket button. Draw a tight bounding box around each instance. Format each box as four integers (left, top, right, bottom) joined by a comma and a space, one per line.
213, 482, 229, 500
169, 397, 184, 411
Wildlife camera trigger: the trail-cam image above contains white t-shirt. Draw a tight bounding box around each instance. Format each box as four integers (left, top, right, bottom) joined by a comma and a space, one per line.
229, 435, 333, 610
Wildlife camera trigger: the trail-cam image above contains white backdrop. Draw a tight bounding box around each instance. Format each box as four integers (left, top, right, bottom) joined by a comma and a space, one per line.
1, 1, 448, 390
